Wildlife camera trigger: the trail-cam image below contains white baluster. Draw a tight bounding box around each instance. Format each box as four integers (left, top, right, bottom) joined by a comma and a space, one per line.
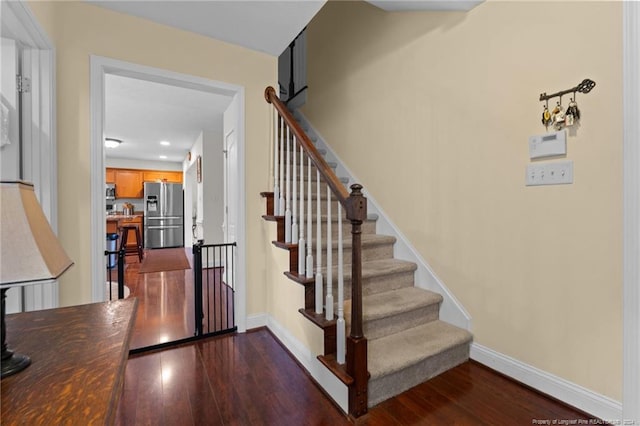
336, 203, 345, 364
315, 169, 323, 315
325, 187, 333, 320
298, 144, 305, 276
278, 116, 285, 216
292, 135, 298, 243
285, 126, 292, 243
306, 155, 313, 279
273, 111, 280, 215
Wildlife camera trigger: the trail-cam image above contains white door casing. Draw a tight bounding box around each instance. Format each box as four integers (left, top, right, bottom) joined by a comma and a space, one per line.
90, 56, 247, 332
223, 129, 237, 244
1, 1, 57, 312
1, 37, 23, 313
623, 1, 640, 421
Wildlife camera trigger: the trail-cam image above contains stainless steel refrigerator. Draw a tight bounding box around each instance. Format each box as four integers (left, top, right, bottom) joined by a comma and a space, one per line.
144, 182, 184, 249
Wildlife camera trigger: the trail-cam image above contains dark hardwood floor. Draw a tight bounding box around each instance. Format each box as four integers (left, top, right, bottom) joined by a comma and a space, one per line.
109, 250, 195, 349
117, 328, 596, 425
113, 251, 596, 425
110, 250, 234, 350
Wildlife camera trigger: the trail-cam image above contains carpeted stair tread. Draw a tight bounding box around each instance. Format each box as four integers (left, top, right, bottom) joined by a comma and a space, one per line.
319, 233, 395, 249
322, 258, 417, 281
368, 320, 472, 379
345, 287, 442, 323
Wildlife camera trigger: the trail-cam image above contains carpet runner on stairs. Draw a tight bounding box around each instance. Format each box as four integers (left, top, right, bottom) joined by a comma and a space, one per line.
265, 112, 473, 409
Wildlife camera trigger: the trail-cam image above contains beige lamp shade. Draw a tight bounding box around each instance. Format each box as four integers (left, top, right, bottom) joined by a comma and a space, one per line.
0, 181, 73, 287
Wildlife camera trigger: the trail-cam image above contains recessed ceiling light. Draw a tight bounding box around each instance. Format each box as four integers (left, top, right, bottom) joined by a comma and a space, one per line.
160, 141, 171, 146
104, 138, 122, 148
159, 155, 167, 159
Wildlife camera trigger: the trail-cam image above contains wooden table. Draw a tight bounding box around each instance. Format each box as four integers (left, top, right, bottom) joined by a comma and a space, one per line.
1, 298, 138, 425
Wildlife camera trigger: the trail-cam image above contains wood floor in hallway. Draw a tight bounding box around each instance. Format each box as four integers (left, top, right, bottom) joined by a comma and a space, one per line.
110, 248, 234, 350
116, 328, 597, 426
109, 250, 196, 350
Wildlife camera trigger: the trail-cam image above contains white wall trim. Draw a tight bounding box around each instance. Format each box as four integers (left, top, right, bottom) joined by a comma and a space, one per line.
89, 56, 247, 332
3, 0, 58, 310
623, 1, 640, 422
471, 343, 622, 421
264, 314, 348, 414
293, 111, 471, 331
246, 313, 268, 330
2, 1, 52, 48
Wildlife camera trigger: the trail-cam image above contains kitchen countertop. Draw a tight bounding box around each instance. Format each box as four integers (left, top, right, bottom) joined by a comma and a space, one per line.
106, 212, 144, 221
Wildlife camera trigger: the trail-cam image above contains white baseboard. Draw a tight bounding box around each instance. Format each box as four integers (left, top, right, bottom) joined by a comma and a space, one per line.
471, 343, 622, 421
246, 313, 267, 330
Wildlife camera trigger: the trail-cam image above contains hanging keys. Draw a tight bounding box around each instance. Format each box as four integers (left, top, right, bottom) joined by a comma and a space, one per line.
538, 79, 594, 131
541, 103, 552, 130
551, 100, 565, 130
565, 96, 580, 126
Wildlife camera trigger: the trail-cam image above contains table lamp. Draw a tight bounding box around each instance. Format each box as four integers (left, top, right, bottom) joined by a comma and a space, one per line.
0, 181, 73, 378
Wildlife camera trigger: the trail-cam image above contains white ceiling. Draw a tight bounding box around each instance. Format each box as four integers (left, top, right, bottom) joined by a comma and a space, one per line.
105, 74, 232, 163
89, 1, 482, 59
88, 0, 326, 57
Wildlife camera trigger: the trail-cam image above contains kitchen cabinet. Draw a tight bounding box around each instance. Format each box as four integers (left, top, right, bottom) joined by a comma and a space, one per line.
143, 170, 183, 183
105, 168, 116, 184
106, 220, 118, 234
106, 168, 182, 198
115, 169, 143, 198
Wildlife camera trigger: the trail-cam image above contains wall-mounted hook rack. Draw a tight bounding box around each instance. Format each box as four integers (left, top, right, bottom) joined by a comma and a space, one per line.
539, 78, 596, 102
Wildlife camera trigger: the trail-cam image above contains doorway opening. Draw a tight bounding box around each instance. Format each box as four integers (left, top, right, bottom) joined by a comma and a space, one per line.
90, 56, 247, 351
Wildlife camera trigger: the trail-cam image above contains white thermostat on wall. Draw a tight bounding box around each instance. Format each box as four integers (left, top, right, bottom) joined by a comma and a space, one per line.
529, 130, 567, 159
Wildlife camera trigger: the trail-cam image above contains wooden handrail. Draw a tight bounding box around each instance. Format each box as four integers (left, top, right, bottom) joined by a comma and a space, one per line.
265, 87, 350, 206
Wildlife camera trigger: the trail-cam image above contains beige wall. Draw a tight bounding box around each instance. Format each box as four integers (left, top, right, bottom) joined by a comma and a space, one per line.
303, 1, 623, 400
262, 220, 325, 355
27, 1, 275, 316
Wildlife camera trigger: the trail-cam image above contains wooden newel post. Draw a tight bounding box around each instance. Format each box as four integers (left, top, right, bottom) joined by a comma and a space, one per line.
346, 183, 368, 417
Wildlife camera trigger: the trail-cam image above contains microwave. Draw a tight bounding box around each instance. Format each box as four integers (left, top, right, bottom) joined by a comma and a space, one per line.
106, 183, 116, 200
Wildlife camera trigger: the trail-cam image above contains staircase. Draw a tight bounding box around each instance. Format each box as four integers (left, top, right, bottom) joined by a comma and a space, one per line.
262, 86, 472, 416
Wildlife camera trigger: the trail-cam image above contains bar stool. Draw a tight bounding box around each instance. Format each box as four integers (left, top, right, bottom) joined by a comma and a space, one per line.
119, 224, 144, 262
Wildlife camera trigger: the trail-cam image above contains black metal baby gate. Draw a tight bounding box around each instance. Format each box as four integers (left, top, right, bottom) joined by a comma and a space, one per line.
107, 241, 237, 355
105, 247, 126, 301
192, 241, 238, 338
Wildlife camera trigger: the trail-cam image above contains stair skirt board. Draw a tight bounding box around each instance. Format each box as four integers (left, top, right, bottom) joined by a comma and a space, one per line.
292, 109, 471, 331
265, 314, 349, 414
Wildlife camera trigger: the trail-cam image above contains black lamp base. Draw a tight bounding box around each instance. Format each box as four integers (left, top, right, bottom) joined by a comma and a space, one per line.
1, 350, 31, 379
1, 288, 31, 379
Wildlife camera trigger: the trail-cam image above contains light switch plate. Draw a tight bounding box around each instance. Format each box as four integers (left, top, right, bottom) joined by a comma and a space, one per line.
529, 130, 567, 159
526, 160, 573, 186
